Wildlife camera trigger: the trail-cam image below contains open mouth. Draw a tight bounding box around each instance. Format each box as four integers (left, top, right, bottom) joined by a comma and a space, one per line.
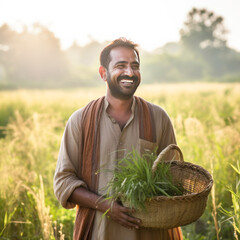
118, 75, 138, 86
120, 79, 134, 85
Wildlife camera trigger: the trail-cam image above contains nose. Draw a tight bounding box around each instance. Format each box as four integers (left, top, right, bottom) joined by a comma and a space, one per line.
124, 66, 134, 77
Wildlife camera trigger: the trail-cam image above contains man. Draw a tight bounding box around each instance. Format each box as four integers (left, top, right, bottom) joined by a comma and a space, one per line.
54, 38, 183, 240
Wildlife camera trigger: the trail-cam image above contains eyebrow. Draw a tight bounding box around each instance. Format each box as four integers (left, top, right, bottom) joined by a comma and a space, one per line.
115, 61, 140, 65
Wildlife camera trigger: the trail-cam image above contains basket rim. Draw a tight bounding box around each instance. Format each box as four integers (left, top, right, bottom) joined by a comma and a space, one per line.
149, 160, 213, 202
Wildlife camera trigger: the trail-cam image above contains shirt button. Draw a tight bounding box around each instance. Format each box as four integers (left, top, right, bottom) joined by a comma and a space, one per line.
111, 118, 116, 123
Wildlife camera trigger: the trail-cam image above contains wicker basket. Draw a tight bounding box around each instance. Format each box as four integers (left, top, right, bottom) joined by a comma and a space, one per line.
128, 144, 213, 229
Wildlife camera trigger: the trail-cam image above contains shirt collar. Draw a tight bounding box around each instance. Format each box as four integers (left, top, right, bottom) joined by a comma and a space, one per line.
103, 96, 136, 126
103, 96, 136, 113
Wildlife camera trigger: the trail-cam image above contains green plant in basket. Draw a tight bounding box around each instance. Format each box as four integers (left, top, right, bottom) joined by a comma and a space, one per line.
105, 149, 184, 211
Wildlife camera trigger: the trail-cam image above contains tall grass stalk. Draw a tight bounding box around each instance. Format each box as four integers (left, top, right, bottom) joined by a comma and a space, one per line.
211, 159, 220, 240
0, 208, 17, 237
220, 162, 240, 239
23, 175, 55, 240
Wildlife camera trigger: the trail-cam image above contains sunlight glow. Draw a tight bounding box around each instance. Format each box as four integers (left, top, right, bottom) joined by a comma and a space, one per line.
0, 0, 239, 51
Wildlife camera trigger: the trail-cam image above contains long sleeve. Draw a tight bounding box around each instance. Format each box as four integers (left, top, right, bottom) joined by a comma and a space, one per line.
53, 109, 87, 209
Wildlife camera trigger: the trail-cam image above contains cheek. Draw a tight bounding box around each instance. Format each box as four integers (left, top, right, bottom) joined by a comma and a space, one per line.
111, 70, 122, 79
135, 71, 141, 79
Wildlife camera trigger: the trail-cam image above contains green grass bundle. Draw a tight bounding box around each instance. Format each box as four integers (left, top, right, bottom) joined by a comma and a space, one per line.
106, 149, 184, 210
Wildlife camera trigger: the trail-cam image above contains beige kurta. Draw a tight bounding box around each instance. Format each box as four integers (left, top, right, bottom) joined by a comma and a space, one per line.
54, 97, 178, 240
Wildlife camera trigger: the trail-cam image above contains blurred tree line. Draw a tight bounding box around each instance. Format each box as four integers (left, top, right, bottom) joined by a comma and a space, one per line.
0, 7, 240, 89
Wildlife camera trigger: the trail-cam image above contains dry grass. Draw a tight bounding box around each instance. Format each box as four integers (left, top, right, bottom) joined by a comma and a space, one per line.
0, 82, 239, 239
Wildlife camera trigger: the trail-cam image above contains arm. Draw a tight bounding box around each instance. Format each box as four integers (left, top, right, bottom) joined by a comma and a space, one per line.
69, 187, 141, 229
54, 110, 141, 228
54, 110, 87, 209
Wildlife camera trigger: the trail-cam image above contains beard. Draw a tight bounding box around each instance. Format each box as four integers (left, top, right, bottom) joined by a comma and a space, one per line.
106, 73, 140, 100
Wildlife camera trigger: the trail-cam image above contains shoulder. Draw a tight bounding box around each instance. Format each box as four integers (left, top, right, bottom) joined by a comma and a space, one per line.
141, 99, 171, 120
63, 103, 92, 140
142, 100, 174, 132
68, 107, 84, 126
66, 102, 91, 131
135, 97, 173, 128
67, 97, 104, 127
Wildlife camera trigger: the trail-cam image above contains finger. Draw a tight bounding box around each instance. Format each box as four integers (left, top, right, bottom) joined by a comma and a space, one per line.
119, 208, 139, 220
124, 214, 141, 225
120, 205, 136, 214
119, 216, 141, 229
120, 206, 140, 221
119, 211, 141, 228
109, 203, 141, 228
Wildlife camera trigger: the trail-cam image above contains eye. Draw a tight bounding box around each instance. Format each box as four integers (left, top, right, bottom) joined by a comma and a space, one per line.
116, 64, 125, 69
132, 64, 140, 70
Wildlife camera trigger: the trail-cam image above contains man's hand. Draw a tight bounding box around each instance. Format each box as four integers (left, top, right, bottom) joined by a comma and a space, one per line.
69, 187, 141, 229
107, 201, 141, 229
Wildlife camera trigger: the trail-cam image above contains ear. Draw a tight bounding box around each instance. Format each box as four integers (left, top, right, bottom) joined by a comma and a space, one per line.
99, 66, 107, 82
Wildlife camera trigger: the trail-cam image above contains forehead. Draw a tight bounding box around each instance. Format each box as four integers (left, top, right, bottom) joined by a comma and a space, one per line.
109, 47, 139, 65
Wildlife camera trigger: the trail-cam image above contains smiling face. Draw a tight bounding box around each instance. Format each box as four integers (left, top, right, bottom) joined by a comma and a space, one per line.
101, 46, 141, 100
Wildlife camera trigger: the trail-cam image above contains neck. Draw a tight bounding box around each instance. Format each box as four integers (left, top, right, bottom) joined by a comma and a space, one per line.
106, 93, 134, 130
106, 93, 133, 111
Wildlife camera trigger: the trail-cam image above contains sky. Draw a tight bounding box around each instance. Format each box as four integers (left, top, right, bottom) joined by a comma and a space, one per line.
0, 0, 239, 52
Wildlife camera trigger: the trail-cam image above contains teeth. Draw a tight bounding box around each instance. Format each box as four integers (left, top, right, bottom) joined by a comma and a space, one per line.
121, 80, 133, 83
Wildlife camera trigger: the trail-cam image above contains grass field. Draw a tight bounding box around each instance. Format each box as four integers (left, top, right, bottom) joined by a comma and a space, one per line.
0, 83, 239, 239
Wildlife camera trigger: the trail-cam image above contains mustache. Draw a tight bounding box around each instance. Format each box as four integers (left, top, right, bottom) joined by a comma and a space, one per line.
117, 75, 138, 81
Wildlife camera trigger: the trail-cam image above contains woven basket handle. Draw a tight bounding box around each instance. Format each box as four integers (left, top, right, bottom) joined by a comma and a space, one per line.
152, 144, 184, 174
